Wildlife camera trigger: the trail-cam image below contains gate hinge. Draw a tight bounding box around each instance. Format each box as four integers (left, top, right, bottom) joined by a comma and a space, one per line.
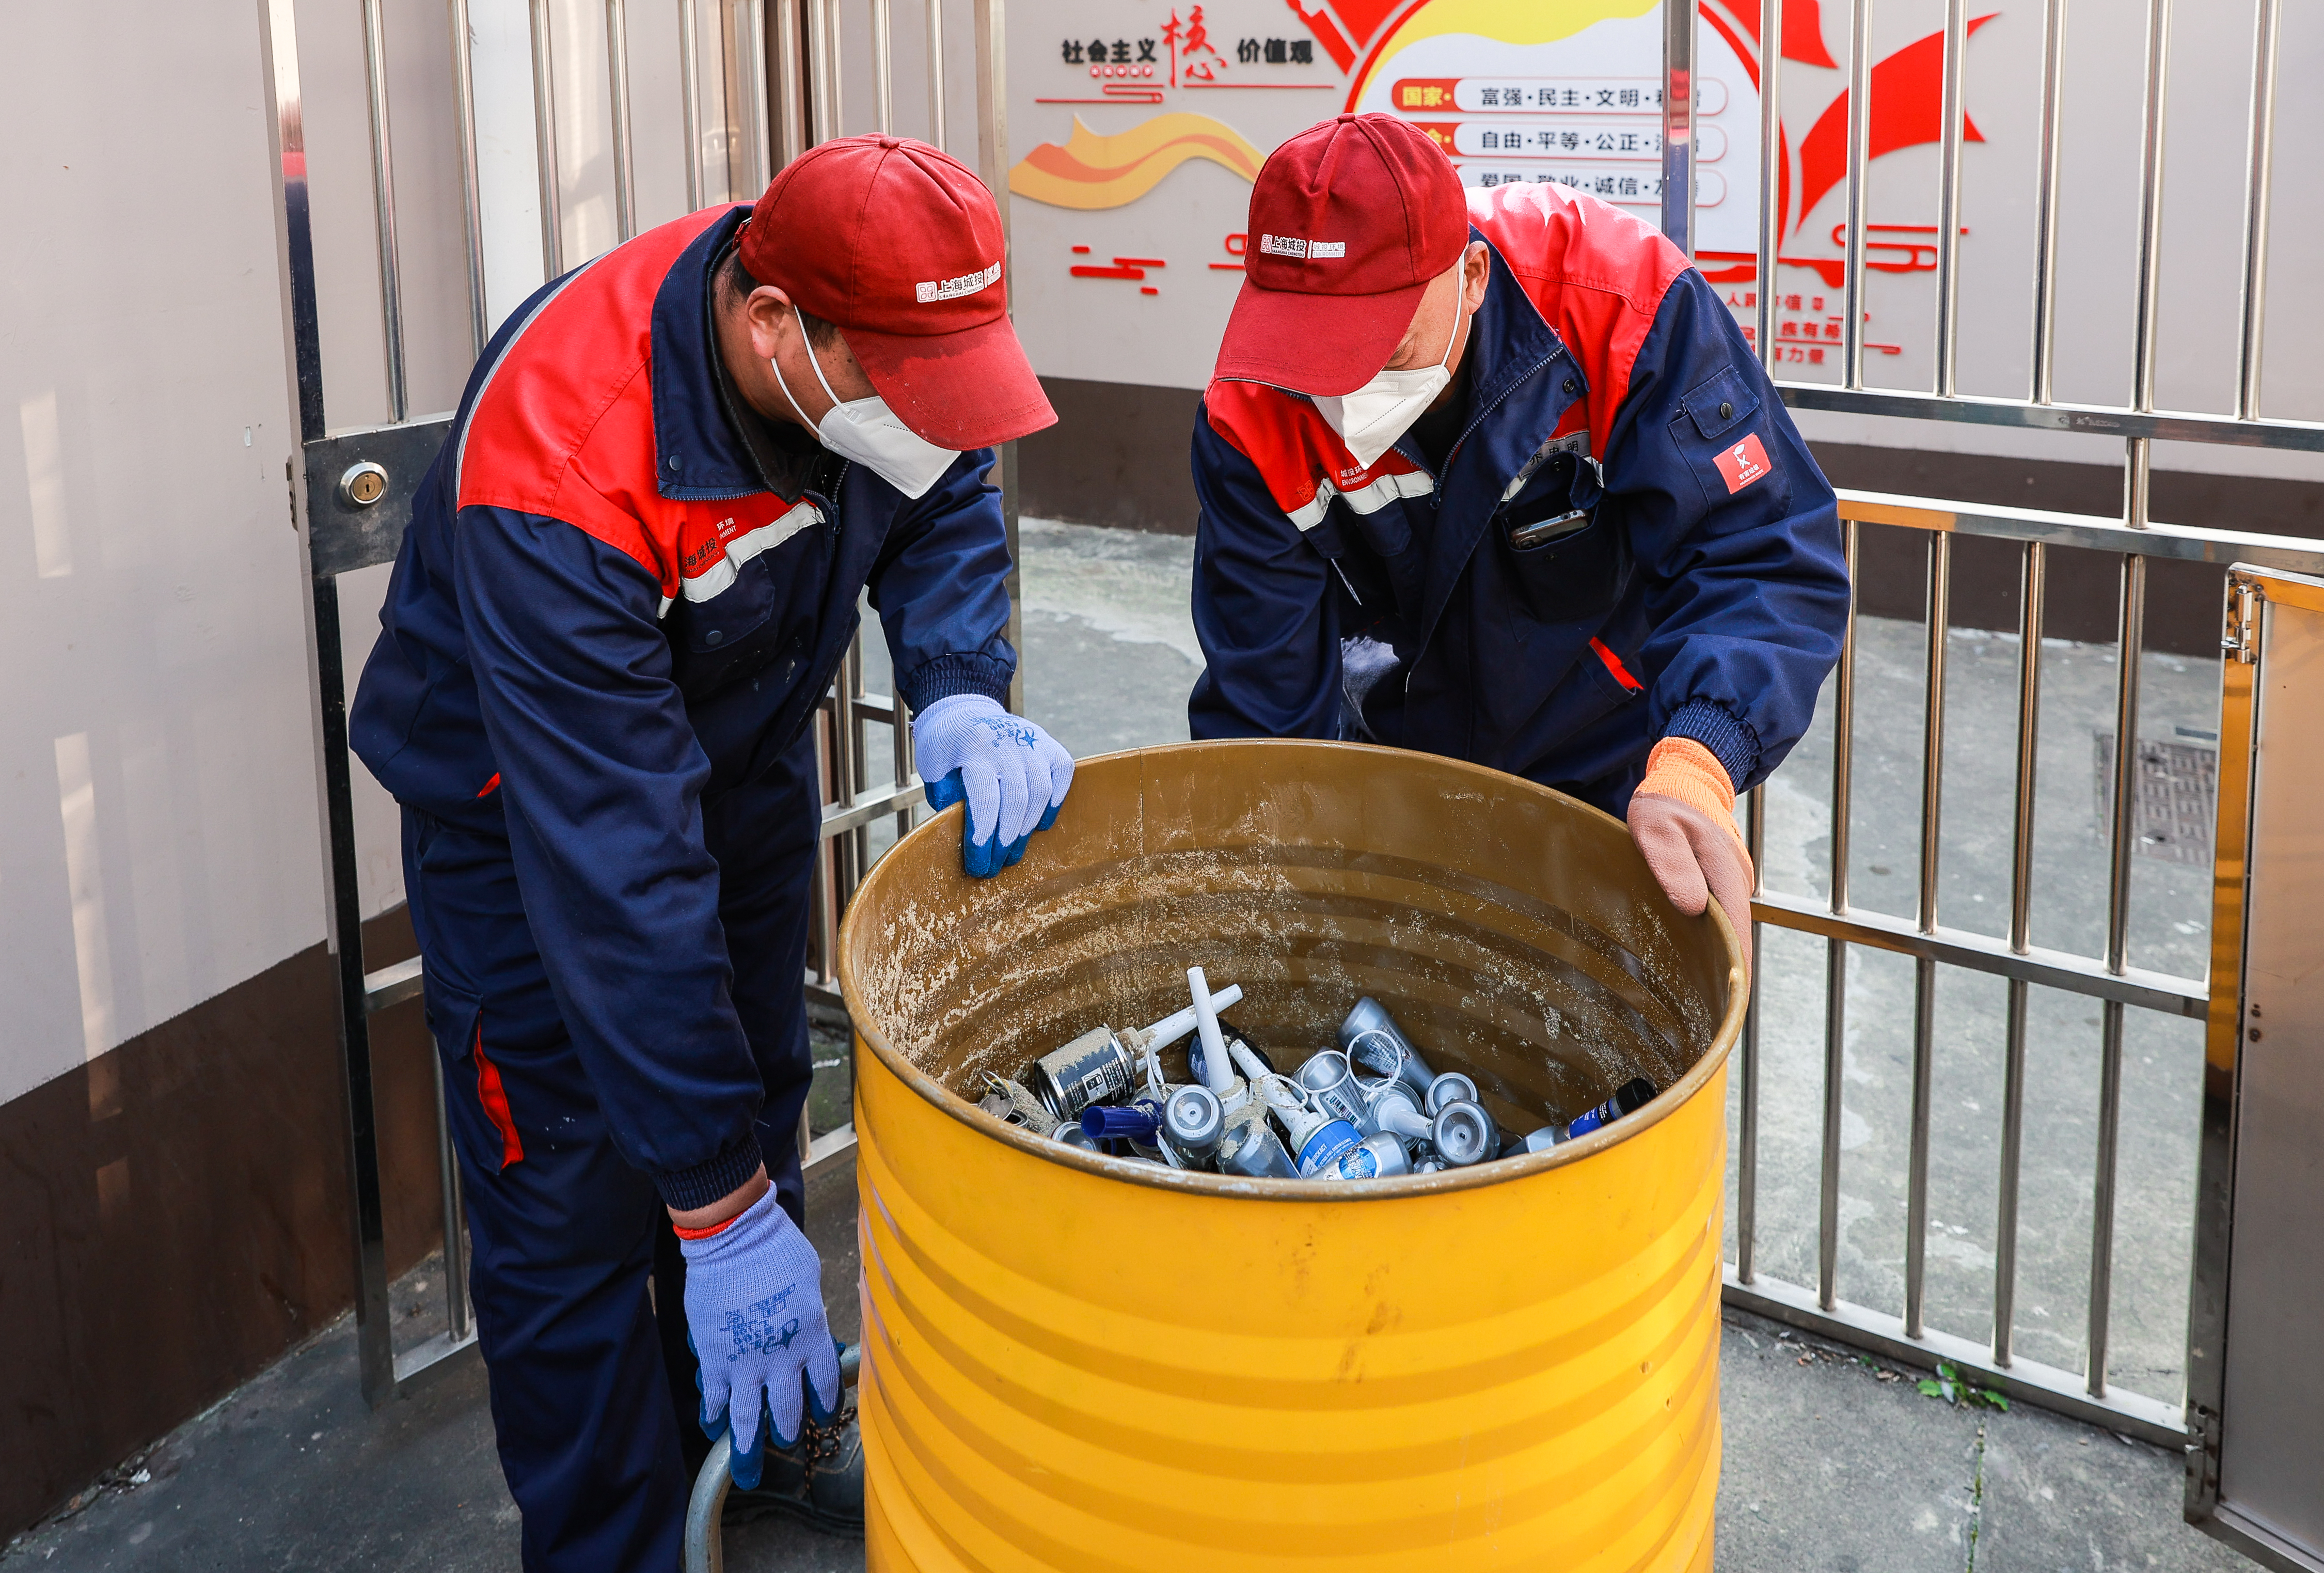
2222, 581, 2259, 665
2185, 1403, 2223, 1515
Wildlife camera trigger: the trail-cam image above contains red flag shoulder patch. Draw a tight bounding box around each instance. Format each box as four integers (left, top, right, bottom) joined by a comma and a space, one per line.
1713, 432, 1772, 494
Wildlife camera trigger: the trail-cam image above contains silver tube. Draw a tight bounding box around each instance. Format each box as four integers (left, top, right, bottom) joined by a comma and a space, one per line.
678, 0, 705, 208
1841, 0, 1871, 388
359, 0, 406, 421
2125, 436, 2152, 531
925, 0, 947, 149
2089, 997, 2125, 1393
2029, 0, 2067, 404
2010, 543, 2045, 953
1756, 0, 1781, 377
871, 0, 894, 133
1737, 787, 1764, 1283
449, 0, 489, 356
606, 0, 637, 240
1659, 0, 1696, 255
1918, 533, 1950, 937
741, 0, 772, 190
2105, 557, 2146, 978
2235, 0, 2280, 421
529, 0, 564, 277
810, 709, 837, 982
2130, 0, 2172, 414
773, 0, 804, 167
973, 0, 1019, 710
1820, 936, 1845, 1311
893, 691, 914, 843
430, 1049, 469, 1340
1831, 518, 1859, 915
1906, 956, 1935, 1336
1932, 0, 1966, 397
845, 633, 870, 877
1995, 975, 2029, 1364
831, 651, 862, 898
807, 0, 838, 144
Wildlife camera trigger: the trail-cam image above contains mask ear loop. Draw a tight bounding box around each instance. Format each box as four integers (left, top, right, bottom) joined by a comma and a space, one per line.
769, 303, 827, 434
799, 304, 855, 411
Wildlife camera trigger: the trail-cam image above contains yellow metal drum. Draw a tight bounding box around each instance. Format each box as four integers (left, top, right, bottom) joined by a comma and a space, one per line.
838, 741, 1745, 1571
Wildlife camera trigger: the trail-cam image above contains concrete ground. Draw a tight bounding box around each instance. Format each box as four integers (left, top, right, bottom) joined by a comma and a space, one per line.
2, 519, 2249, 1570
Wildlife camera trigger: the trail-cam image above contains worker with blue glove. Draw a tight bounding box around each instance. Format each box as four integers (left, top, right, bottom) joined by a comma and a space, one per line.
351, 136, 1070, 1567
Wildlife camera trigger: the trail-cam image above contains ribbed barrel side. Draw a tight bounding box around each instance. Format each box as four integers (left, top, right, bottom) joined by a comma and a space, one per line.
855, 1044, 1725, 1572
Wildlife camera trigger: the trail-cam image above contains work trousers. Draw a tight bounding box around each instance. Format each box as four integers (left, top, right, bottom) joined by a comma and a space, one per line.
405, 735, 820, 1573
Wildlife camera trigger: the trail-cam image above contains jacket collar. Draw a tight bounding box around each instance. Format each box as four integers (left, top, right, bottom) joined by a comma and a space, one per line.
650, 205, 776, 502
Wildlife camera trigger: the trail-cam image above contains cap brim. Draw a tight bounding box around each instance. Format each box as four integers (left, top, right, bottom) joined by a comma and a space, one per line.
846, 312, 1056, 450
1211, 274, 1427, 397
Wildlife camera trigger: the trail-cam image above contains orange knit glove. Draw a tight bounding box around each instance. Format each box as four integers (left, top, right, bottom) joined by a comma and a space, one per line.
1627, 737, 1753, 972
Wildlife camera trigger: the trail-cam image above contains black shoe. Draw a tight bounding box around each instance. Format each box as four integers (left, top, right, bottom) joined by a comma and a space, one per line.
722, 1402, 864, 1539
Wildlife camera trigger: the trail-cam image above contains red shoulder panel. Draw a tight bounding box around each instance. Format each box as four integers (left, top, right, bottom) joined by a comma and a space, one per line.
455, 206, 736, 583
1203, 380, 1433, 530
1466, 182, 1689, 456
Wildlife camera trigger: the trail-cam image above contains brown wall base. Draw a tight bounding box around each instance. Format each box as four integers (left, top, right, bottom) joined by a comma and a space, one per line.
1015, 379, 2322, 657
0, 909, 444, 1537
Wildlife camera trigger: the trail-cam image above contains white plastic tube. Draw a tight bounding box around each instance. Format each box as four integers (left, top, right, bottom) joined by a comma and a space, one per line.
1187, 967, 1237, 1096
1127, 984, 1244, 1053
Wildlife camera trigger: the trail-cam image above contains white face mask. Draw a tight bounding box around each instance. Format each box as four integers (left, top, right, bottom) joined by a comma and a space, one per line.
1312, 281, 1468, 471
772, 306, 960, 499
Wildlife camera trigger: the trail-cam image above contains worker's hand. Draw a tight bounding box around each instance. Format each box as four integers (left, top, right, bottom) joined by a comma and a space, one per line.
912, 694, 1074, 877
1627, 738, 1754, 974
677, 1186, 842, 1491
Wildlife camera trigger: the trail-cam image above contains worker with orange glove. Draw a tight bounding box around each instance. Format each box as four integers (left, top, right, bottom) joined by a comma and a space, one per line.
1188, 115, 1849, 963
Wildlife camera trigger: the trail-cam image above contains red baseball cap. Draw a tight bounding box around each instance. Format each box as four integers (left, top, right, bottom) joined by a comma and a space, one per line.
739, 135, 1055, 449
1213, 114, 1471, 397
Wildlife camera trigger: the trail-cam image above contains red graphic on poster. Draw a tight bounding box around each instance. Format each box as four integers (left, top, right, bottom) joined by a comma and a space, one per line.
1713, 433, 1772, 494
1161, 6, 1228, 85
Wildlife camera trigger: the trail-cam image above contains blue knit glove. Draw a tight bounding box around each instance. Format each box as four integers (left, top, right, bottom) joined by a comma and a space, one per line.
912, 694, 1074, 877
679, 1188, 841, 1491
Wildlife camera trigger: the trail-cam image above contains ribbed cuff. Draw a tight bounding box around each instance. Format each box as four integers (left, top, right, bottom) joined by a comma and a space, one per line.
653, 1135, 766, 1213
1662, 699, 1759, 790
899, 651, 1014, 713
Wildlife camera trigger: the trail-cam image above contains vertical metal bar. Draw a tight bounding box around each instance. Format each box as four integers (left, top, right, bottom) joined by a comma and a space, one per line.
2130, 0, 2172, 417
1840, 0, 1871, 388
811, 711, 839, 983
1819, 521, 1857, 1314
870, 0, 895, 133
773, 0, 805, 167
2234, 0, 2280, 421
1754, 0, 1781, 376
679, 0, 706, 208
835, 638, 866, 888
1932, 0, 1966, 397
1906, 957, 1935, 1336
430, 1048, 470, 1340
449, 0, 489, 356
359, 0, 406, 421
529, 0, 564, 277
2088, 554, 2146, 1394
1919, 534, 1951, 938
2125, 437, 2152, 530
806, 0, 838, 143
606, 0, 637, 241
1737, 782, 1765, 1284
972, 0, 1022, 714
1659, 0, 1696, 255
893, 693, 916, 842
1992, 542, 2044, 1366
925, 0, 947, 149
2028, 0, 2067, 404
740, 0, 772, 191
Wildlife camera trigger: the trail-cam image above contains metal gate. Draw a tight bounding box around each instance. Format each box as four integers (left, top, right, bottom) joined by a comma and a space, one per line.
1704, 0, 2324, 1559
256, 0, 1014, 1405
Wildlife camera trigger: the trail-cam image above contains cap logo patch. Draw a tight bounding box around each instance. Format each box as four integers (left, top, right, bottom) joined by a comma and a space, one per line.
1259, 234, 1343, 260
915, 260, 1001, 304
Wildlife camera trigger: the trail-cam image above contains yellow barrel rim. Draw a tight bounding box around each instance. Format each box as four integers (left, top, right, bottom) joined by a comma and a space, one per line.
837, 739, 1747, 1203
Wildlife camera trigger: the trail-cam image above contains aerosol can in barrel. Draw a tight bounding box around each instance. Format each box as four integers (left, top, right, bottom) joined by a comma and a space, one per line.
1323, 1130, 1413, 1180
1337, 997, 1435, 1097
1276, 1099, 1364, 1178
1507, 1077, 1658, 1155
1362, 1077, 1436, 1144
1024, 984, 1245, 1124
1430, 1100, 1500, 1167
1293, 1048, 1374, 1132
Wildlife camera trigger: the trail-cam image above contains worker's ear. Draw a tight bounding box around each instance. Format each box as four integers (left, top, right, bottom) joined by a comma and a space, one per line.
1461, 241, 1490, 315
740, 283, 798, 363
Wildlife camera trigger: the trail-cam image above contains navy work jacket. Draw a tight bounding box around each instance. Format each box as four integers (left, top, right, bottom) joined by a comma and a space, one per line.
1189, 181, 1848, 813
351, 205, 1015, 1205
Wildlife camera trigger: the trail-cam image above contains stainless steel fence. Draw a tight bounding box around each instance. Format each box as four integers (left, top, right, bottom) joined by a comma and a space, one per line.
1711, 0, 2320, 1455
261, 0, 1014, 1405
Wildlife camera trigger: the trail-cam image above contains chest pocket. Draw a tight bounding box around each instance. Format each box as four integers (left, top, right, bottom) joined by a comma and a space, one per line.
669, 512, 825, 699
1493, 447, 1627, 623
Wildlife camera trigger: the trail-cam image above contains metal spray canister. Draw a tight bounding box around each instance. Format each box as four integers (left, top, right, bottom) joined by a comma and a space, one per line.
1337, 997, 1435, 1097
1293, 1048, 1373, 1132
1430, 1100, 1499, 1167
1324, 1130, 1413, 1181
1030, 1026, 1137, 1122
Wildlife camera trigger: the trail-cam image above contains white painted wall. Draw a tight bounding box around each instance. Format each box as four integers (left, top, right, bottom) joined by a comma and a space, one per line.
1, 0, 320, 1107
